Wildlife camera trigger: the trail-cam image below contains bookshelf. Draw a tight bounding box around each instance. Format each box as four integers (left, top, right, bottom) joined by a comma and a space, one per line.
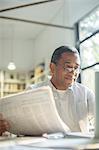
0, 70, 26, 98
28, 62, 49, 85
0, 63, 49, 98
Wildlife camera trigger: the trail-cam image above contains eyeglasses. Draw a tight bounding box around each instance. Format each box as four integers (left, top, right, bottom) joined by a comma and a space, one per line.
57, 64, 81, 73
63, 67, 81, 73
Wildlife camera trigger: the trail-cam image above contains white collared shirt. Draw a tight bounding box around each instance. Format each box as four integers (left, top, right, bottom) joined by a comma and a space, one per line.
28, 79, 95, 133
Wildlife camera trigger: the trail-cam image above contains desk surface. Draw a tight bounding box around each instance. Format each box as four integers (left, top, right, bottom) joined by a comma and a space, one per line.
0, 135, 99, 150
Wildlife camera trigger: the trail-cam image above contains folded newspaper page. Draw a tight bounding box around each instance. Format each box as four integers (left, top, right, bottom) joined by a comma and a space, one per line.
0, 86, 70, 135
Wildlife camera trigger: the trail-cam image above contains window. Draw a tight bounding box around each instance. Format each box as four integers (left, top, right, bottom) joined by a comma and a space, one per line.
80, 33, 99, 68
79, 7, 99, 41
75, 6, 99, 92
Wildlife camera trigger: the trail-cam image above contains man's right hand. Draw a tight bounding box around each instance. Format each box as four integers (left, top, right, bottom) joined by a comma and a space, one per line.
0, 113, 10, 136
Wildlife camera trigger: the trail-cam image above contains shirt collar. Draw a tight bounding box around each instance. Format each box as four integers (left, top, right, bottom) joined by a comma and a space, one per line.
49, 79, 74, 92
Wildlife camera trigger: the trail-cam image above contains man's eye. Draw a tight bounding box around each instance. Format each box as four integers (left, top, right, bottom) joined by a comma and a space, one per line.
64, 65, 71, 68
74, 67, 78, 69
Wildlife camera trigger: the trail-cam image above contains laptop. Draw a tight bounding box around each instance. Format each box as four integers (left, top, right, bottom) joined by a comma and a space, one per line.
94, 71, 99, 139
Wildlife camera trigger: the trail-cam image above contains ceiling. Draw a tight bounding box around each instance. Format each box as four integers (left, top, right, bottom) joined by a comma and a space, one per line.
0, 0, 65, 40
0, 0, 99, 73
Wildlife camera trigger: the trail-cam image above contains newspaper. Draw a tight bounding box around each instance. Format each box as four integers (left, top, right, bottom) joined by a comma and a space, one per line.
0, 86, 70, 136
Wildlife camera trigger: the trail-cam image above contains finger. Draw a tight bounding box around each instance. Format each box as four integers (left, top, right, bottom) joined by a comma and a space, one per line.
3, 121, 10, 130
0, 127, 6, 136
0, 119, 11, 136
0, 124, 7, 135
0, 120, 10, 130
0, 113, 3, 119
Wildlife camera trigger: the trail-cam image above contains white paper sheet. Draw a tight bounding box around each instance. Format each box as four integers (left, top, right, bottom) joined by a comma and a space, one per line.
0, 86, 70, 135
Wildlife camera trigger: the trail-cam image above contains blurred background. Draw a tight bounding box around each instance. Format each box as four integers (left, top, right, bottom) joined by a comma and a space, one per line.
0, 0, 99, 97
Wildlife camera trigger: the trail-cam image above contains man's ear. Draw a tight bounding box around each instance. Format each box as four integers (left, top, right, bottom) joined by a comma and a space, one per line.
50, 63, 56, 74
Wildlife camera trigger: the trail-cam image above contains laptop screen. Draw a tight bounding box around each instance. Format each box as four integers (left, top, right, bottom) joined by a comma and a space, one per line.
94, 71, 99, 138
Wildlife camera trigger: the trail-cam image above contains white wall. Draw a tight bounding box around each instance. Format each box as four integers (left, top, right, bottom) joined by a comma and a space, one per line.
0, 39, 35, 72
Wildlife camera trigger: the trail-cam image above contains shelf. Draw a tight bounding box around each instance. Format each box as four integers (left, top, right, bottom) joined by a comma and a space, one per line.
0, 70, 26, 98
3, 90, 23, 93
3, 79, 25, 84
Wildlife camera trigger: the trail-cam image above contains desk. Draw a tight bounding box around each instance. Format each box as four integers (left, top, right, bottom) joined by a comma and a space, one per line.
0, 136, 99, 150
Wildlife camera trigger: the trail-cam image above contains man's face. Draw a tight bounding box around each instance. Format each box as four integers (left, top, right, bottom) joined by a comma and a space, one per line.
50, 52, 80, 90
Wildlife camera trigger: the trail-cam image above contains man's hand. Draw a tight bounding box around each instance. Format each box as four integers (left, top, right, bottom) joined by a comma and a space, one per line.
0, 113, 10, 136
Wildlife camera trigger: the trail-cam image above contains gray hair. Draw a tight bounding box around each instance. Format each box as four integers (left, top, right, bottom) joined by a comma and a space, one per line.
51, 46, 79, 64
